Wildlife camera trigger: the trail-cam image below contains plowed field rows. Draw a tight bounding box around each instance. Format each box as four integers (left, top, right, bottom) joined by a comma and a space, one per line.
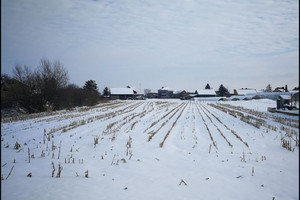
1, 99, 299, 200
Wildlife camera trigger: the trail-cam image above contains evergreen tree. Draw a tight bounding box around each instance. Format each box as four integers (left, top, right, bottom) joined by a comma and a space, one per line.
103, 87, 110, 97
205, 83, 211, 89
218, 84, 229, 97
83, 80, 99, 94
265, 84, 272, 92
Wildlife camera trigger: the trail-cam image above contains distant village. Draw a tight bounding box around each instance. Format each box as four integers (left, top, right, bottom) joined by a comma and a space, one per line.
2, 61, 298, 116
107, 84, 299, 113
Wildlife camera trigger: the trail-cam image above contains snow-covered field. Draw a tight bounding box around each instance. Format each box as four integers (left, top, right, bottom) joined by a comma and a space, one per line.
1, 99, 299, 200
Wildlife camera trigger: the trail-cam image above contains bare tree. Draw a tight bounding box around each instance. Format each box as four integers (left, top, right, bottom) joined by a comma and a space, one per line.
13, 64, 24, 82
52, 60, 68, 88
37, 59, 68, 88
5, 58, 103, 111
35, 59, 69, 104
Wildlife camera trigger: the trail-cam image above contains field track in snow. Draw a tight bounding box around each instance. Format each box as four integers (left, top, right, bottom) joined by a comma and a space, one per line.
1, 99, 299, 200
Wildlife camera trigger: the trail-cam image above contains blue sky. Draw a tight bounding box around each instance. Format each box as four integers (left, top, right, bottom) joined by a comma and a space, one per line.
1, 0, 299, 92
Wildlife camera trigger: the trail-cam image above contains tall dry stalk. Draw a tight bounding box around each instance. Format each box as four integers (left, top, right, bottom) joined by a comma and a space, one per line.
5, 165, 14, 180
43, 129, 46, 144
56, 164, 63, 178
58, 141, 62, 159
51, 161, 55, 177
28, 147, 30, 163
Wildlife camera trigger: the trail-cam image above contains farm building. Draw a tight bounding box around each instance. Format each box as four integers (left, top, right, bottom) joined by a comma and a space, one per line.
110, 88, 139, 100
291, 92, 299, 108
276, 92, 299, 110
195, 89, 216, 97
273, 85, 288, 92
276, 95, 291, 109
233, 88, 257, 96
173, 90, 190, 100
158, 87, 173, 98
291, 92, 299, 102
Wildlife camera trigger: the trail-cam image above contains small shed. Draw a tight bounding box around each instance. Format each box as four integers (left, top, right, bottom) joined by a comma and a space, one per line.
291, 92, 299, 102
277, 95, 291, 109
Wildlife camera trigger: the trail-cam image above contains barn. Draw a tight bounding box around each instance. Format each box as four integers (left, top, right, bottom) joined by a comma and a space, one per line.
110, 88, 137, 100
195, 89, 216, 97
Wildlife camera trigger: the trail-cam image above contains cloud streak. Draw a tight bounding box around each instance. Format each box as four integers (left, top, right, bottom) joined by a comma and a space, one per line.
1, 0, 298, 91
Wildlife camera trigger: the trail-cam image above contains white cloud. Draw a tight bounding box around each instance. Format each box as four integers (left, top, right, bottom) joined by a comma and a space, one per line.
1, 0, 298, 91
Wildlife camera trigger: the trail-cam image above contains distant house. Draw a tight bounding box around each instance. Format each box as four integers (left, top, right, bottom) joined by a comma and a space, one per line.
110, 88, 137, 100
273, 85, 288, 93
233, 88, 257, 96
273, 87, 285, 92
173, 90, 190, 100
145, 92, 158, 99
290, 91, 299, 109
144, 89, 158, 99
158, 87, 173, 98
195, 89, 216, 97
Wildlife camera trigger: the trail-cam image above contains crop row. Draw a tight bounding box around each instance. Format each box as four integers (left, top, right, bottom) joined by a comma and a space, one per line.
208, 103, 298, 151
159, 102, 188, 147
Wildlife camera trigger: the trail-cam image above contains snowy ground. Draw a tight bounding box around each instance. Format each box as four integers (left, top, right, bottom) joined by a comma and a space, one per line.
1, 99, 299, 200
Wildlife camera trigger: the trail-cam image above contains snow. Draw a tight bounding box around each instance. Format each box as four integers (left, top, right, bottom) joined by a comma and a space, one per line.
195, 97, 224, 101
1, 99, 299, 200
279, 95, 292, 100
219, 99, 277, 112
234, 89, 257, 95
173, 90, 185, 94
159, 86, 173, 91
276, 109, 299, 115
196, 89, 216, 95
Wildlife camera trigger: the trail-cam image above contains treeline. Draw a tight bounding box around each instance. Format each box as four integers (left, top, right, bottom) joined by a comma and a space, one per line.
1, 59, 101, 113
